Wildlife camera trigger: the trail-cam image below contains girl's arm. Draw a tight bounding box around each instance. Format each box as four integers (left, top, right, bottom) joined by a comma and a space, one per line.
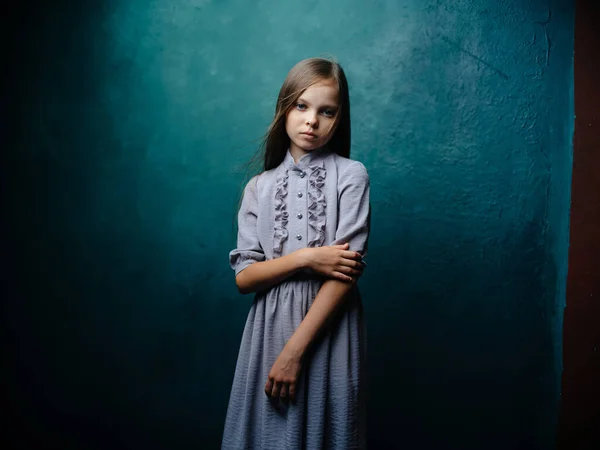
236, 244, 362, 294
288, 161, 371, 354
265, 162, 371, 401
283, 278, 354, 355
265, 276, 357, 400
235, 250, 306, 294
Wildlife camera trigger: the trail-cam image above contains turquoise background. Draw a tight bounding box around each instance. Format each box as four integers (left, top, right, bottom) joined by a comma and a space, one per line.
4, 0, 573, 448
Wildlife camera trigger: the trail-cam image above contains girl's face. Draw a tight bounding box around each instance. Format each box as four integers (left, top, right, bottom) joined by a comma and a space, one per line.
285, 78, 340, 159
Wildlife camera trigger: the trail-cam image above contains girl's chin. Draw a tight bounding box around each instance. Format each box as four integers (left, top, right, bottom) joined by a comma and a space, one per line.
294, 141, 320, 151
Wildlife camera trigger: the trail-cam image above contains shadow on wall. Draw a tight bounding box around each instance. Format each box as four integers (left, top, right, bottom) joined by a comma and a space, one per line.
364, 209, 559, 449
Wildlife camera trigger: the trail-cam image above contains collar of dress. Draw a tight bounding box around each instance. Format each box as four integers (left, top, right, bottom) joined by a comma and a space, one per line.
282, 147, 328, 172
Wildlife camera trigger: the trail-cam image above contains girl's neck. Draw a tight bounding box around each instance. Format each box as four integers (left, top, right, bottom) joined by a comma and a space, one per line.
289, 145, 327, 164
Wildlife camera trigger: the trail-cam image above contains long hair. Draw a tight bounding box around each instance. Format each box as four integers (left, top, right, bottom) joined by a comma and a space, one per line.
255, 56, 351, 172
233, 56, 351, 233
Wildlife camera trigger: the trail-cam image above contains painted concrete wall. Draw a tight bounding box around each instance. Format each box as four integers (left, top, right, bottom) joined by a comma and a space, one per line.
3, 0, 573, 448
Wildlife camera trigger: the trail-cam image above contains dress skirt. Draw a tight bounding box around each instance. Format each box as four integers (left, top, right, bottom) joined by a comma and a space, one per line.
221, 274, 367, 450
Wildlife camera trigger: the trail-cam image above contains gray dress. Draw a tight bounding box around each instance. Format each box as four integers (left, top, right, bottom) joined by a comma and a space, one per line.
222, 147, 370, 450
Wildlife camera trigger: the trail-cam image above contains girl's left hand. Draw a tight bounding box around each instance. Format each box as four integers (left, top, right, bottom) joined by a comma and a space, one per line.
265, 347, 303, 403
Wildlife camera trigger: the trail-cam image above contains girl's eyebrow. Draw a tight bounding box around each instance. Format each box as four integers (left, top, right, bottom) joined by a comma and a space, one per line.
297, 97, 339, 109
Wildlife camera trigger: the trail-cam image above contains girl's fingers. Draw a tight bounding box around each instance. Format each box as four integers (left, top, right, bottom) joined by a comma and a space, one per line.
289, 383, 296, 403
337, 266, 355, 275
265, 378, 273, 397
271, 381, 282, 398
338, 265, 362, 277
333, 271, 353, 282
280, 383, 288, 400
341, 250, 362, 260
339, 258, 363, 268
333, 243, 350, 249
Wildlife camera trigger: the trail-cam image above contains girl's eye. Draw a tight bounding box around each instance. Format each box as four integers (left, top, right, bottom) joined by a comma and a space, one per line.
296, 103, 336, 117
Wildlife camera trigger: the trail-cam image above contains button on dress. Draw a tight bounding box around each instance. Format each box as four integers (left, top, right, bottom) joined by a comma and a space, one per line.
223, 147, 371, 450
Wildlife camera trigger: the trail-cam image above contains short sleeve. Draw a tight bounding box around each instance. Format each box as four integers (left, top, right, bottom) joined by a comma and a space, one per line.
229, 176, 266, 276
332, 161, 371, 258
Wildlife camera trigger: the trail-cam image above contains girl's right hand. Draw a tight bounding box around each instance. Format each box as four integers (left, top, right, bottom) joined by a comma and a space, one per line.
298, 243, 365, 283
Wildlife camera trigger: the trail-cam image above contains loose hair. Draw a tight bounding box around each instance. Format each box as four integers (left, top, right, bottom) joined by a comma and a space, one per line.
233, 56, 351, 232
247, 56, 351, 174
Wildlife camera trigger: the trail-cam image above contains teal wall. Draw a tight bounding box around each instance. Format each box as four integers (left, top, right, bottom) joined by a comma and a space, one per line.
4, 0, 573, 448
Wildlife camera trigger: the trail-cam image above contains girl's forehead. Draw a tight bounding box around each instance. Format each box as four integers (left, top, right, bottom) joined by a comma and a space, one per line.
301, 80, 339, 103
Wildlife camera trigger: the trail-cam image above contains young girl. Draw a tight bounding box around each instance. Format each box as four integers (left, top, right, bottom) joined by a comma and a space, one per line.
222, 57, 370, 450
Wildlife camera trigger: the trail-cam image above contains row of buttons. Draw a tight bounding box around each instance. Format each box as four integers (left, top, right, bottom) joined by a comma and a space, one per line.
296, 206, 303, 240
296, 170, 306, 240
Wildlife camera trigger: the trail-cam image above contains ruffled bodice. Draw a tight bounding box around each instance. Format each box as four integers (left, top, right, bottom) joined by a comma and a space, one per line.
229, 146, 370, 274
272, 148, 329, 256
273, 169, 289, 257
306, 165, 327, 248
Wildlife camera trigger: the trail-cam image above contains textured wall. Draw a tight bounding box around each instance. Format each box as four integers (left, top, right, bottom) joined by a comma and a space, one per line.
3, 1, 573, 449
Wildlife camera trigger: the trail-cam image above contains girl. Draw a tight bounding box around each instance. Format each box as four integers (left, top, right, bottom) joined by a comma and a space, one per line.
222, 57, 370, 450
